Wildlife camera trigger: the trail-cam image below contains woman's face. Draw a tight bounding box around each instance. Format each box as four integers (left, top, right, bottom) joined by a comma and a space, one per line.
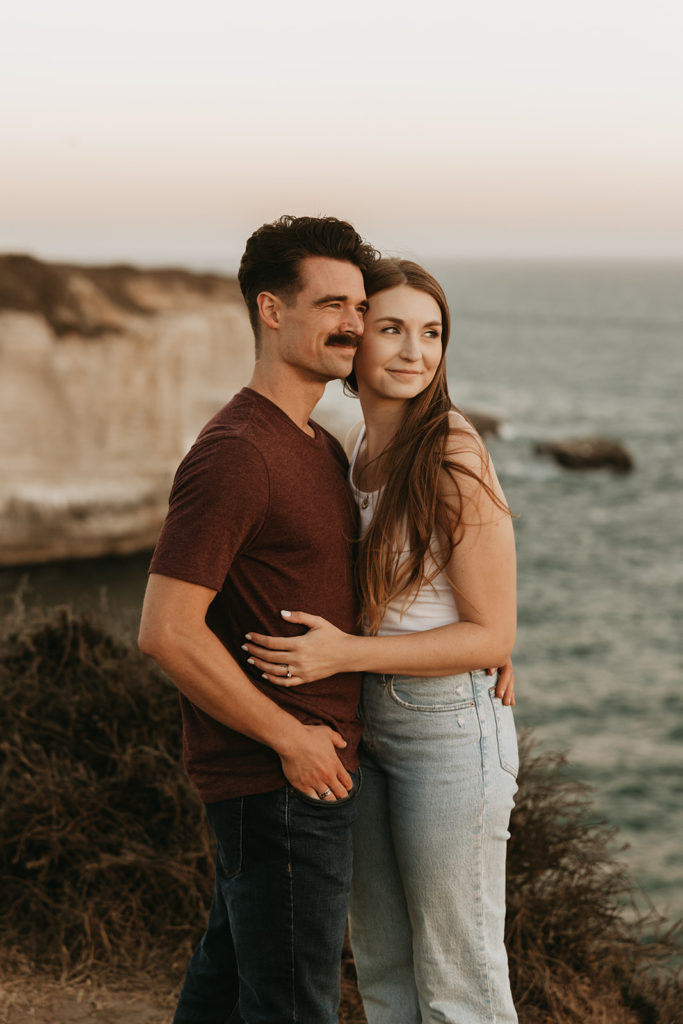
353, 285, 443, 402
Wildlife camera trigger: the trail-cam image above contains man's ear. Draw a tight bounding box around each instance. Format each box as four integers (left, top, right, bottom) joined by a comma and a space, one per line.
257, 291, 280, 330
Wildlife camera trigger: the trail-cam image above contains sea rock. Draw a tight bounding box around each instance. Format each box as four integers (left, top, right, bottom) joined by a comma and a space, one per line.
0, 256, 254, 566
534, 437, 634, 473
460, 409, 502, 438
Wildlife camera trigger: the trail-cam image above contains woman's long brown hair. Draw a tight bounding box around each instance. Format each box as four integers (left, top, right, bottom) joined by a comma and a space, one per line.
347, 259, 508, 634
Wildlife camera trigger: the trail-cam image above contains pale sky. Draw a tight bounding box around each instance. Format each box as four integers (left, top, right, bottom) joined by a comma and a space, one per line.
1, 0, 682, 268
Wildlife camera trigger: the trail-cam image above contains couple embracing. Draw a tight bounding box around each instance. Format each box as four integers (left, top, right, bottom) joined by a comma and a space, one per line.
139, 215, 518, 1024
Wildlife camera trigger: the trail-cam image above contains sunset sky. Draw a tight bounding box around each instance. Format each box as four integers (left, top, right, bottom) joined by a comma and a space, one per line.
2, 0, 682, 269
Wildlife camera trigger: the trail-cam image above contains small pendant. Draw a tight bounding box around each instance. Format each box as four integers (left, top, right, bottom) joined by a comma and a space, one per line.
360, 496, 370, 510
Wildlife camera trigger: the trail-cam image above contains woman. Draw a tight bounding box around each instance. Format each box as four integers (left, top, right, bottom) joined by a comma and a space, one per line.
243, 259, 518, 1023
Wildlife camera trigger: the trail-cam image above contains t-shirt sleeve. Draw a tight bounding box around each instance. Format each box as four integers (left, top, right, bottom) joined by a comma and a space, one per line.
149, 434, 269, 591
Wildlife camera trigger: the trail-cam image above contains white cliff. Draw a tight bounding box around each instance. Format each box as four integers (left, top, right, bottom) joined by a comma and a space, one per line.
0, 257, 255, 565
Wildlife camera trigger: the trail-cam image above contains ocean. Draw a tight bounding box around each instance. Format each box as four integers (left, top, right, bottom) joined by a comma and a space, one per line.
439, 260, 683, 924
2, 260, 681, 924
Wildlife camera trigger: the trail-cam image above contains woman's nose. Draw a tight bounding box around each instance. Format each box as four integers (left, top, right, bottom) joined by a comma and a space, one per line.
400, 333, 421, 360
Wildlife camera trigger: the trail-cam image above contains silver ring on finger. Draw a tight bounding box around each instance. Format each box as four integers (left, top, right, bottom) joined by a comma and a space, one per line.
318, 788, 332, 799
282, 663, 292, 678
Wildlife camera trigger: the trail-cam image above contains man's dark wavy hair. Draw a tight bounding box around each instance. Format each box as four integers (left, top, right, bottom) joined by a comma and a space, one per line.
237, 215, 378, 339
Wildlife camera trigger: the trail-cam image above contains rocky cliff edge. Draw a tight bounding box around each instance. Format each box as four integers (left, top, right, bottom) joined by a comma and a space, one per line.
0, 256, 255, 566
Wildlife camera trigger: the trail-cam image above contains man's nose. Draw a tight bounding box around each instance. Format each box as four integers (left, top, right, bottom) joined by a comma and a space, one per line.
340, 308, 365, 335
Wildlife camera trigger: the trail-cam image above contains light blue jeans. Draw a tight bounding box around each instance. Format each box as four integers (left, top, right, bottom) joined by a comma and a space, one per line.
348, 670, 518, 1024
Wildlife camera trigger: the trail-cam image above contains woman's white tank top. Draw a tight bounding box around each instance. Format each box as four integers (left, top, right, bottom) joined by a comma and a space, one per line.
348, 427, 460, 637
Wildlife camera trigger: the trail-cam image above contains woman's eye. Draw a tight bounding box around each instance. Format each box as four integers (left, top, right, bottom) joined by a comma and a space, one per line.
381, 326, 400, 334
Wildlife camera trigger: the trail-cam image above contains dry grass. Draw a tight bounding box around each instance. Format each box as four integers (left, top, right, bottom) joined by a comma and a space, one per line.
1, 604, 680, 1022
0, 603, 213, 979
505, 738, 681, 1023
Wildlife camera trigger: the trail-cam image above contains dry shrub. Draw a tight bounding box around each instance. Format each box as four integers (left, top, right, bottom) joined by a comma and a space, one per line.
506, 736, 682, 1023
0, 604, 213, 977
0, 605, 681, 1023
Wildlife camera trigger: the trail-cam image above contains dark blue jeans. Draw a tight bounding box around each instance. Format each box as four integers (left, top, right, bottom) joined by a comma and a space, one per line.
173, 771, 360, 1024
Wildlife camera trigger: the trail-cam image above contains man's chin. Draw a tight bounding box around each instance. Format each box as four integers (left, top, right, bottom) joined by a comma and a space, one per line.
303, 356, 354, 386
327, 349, 356, 375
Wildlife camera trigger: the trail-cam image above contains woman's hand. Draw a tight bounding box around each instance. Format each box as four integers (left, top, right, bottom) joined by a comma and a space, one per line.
488, 659, 515, 706
242, 611, 357, 685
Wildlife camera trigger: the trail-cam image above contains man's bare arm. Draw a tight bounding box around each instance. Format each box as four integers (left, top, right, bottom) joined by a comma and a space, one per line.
138, 573, 352, 799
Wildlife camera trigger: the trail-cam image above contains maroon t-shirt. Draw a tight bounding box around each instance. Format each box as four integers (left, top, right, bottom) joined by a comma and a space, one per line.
150, 387, 362, 802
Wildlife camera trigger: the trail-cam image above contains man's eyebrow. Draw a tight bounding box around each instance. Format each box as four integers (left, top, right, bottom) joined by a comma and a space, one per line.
313, 294, 369, 311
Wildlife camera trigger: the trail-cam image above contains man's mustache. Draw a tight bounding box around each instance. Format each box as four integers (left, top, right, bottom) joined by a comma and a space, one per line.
325, 333, 360, 348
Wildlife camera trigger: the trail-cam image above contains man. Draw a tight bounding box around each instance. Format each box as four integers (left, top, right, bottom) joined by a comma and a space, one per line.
138, 215, 377, 1023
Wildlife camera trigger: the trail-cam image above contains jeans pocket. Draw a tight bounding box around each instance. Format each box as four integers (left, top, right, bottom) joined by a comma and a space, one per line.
388, 675, 476, 713
205, 796, 244, 878
489, 686, 519, 778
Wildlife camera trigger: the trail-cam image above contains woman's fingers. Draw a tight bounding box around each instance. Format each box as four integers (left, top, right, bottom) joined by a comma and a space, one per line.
494, 660, 516, 706
245, 646, 312, 685
496, 675, 515, 706
243, 643, 290, 664
262, 670, 303, 687
244, 632, 290, 650
280, 610, 322, 627
498, 684, 515, 706
487, 666, 515, 706
244, 611, 321, 652
245, 653, 304, 686
243, 613, 342, 685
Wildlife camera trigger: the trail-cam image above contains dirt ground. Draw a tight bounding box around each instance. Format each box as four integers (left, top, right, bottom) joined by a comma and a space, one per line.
0, 968, 366, 1024
0, 973, 177, 1024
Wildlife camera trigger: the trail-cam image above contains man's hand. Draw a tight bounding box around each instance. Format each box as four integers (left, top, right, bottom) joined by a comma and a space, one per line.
139, 576, 352, 789
488, 659, 515, 706
278, 723, 353, 802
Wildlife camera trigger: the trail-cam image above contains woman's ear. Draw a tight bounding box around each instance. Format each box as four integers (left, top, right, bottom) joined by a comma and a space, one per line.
257, 291, 280, 330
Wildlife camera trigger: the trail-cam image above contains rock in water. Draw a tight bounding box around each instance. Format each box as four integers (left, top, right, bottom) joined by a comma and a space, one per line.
460, 408, 502, 438
534, 437, 634, 473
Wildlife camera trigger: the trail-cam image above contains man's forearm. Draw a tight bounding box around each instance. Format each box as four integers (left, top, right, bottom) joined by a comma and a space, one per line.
138, 574, 353, 798
142, 617, 306, 759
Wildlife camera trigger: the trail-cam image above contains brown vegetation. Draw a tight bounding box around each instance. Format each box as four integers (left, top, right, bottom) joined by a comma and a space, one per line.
0, 605, 680, 1022
505, 746, 681, 1022
0, 254, 240, 337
